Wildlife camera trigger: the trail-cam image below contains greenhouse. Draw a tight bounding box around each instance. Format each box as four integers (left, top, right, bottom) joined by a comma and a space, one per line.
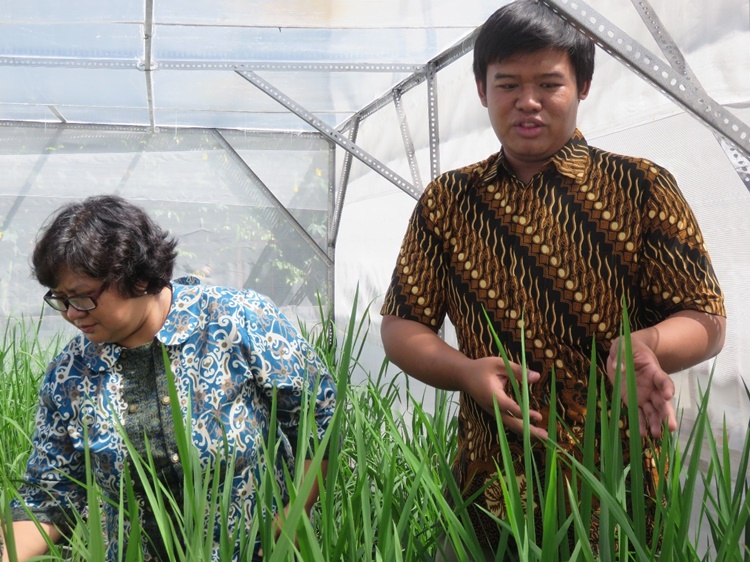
1, 0, 748, 559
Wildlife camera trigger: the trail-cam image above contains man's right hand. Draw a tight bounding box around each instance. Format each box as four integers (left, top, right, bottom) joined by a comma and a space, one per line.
463, 356, 547, 439
380, 315, 547, 439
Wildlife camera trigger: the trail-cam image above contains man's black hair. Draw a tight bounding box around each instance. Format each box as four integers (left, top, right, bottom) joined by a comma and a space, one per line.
473, 0, 595, 91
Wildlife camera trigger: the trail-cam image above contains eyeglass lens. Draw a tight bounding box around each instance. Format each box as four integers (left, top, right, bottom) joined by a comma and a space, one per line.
44, 284, 105, 312
45, 296, 98, 312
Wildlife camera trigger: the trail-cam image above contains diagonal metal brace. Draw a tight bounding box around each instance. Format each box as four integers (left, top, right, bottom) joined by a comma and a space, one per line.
630, 0, 750, 188
543, 0, 750, 193
211, 129, 332, 267
236, 70, 421, 200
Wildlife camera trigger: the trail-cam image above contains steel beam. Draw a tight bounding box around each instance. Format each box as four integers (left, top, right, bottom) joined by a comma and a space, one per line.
330, 116, 359, 248
629, 0, 750, 187
543, 0, 750, 193
393, 89, 423, 192
426, 62, 441, 181
236, 69, 420, 199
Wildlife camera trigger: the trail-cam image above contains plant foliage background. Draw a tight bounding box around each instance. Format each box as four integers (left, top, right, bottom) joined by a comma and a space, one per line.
1, 301, 748, 561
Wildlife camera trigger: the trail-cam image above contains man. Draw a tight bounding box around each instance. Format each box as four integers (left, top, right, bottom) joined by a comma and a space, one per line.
380, 0, 726, 559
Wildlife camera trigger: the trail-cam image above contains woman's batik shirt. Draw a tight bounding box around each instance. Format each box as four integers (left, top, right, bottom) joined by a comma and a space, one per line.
11, 277, 336, 560
381, 131, 725, 545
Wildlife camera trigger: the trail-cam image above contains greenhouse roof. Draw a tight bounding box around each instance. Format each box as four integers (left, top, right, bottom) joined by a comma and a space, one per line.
0, 0, 507, 131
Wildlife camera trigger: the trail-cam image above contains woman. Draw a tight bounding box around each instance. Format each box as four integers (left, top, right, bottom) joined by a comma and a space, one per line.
1, 195, 336, 561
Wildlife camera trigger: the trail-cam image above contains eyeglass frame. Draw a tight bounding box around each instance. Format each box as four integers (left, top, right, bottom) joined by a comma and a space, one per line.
44, 283, 108, 312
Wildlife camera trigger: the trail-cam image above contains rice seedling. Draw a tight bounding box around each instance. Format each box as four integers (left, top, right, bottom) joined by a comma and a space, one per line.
1, 300, 748, 561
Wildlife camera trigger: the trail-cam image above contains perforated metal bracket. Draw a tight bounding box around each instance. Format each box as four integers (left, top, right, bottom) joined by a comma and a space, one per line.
543, 0, 750, 192
237, 69, 420, 200
426, 62, 441, 181
0, 55, 137, 69
159, 61, 423, 73
0, 56, 423, 73
330, 116, 359, 248
630, 0, 750, 188
719, 138, 750, 186
143, 0, 156, 131
393, 89, 424, 192
337, 30, 478, 135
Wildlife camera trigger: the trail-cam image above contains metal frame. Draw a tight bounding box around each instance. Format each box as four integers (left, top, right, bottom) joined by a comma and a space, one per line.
544, 0, 750, 191
330, 116, 359, 248
628, 0, 750, 187
393, 89, 424, 192
211, 129, 332, 269
143, 0, 156, 131
0, 56, 421, 74
1, 0, 749, 321
426, 62, 441, 181
236, 69, 420, 200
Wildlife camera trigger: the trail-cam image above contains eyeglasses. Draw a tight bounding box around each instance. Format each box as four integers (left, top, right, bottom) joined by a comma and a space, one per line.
44, 284, 107, 312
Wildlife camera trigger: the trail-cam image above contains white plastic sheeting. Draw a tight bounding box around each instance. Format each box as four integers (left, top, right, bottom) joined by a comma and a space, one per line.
0, 0, 747, 503
335, 0, 750, 467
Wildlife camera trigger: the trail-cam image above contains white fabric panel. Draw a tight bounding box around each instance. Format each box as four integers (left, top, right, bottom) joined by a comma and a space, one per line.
335, 1, 750, 454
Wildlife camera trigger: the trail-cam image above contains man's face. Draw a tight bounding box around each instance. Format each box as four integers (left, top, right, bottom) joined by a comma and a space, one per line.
476, 48, 590, 182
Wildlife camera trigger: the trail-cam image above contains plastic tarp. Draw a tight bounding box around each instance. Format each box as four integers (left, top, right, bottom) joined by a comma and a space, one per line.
0, 0, 748, 516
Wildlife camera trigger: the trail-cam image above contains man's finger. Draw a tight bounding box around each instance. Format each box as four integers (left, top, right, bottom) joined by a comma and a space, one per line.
502, 413, 549, 440
637, 406, 648, 438
642, 401, 665, 438
507, 366, 540, 383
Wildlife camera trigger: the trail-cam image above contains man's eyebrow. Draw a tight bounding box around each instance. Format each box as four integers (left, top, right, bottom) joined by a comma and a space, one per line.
490, 71, 567, 81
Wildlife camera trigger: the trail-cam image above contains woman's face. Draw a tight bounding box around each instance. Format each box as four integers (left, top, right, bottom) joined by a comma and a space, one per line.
50, 269, 157, 348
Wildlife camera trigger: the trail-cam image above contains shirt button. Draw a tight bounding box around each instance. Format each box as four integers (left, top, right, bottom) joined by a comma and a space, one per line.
128, 404, 138, 414
161, 396, 171, 406
170, 453, 180, 464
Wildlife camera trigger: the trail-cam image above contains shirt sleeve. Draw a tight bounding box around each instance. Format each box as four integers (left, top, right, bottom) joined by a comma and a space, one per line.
638, 166, 726, 324
9, 353, 87, 533
380, 178, 450, 331
243, 294, 336, 457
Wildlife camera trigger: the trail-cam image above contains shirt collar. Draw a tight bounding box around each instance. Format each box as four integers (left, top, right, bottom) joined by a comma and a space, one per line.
77, 276, 205, 372
486, 129, 591, 185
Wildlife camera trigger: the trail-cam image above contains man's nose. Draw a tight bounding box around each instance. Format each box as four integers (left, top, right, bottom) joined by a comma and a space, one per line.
515, 87, 542, 111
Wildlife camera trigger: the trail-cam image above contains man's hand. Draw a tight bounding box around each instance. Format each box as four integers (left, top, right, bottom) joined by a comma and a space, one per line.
380, 315, 550, 440
464, 356, 548, 440
606, 337, 677, 438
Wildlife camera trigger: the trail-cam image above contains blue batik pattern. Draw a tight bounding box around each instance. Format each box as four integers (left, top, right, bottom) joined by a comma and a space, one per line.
11, 277, 336, 561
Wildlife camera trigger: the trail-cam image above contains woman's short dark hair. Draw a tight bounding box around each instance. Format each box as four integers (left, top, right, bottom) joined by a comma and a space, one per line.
472, 0, 595, 92
32, 195, 178, 297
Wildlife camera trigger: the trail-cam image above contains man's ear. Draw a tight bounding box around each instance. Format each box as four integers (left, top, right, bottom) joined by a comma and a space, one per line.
578, 80, 591, 100
476, 79, 489, 108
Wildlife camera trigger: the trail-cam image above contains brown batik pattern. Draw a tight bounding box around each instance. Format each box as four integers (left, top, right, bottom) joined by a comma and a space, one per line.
381, 131, 725, 547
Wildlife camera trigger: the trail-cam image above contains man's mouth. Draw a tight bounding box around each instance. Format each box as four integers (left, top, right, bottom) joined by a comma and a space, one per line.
516, 119, 543, 129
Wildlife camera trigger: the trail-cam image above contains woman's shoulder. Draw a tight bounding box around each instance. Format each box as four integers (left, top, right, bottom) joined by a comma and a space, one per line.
172, 276, 271, 307
169, 276, 282, 330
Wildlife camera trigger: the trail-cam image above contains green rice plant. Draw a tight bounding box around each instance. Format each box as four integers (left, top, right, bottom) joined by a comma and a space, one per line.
477, 302, 750, 562
1, 302, 749, 561
0, 315, 68, 561
0, 316, 65, 481
696, 382, 750, 562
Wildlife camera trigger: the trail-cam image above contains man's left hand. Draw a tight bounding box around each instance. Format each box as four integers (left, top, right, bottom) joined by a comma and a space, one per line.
606, 338, 677, 438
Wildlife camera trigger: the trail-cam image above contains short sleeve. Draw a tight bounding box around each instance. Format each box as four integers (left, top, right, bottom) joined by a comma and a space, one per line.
381, 179, 450, 331
638, 167, 725, 323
